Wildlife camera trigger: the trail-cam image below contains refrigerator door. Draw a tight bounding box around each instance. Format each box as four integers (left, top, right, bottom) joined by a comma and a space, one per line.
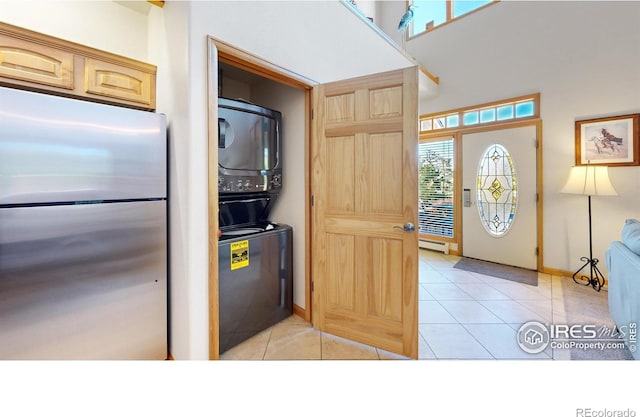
0, 201, 167, 359
0, 87, 166, 205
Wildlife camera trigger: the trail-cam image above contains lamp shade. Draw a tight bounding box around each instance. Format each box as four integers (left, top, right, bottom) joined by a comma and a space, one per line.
560, 165, 618, 196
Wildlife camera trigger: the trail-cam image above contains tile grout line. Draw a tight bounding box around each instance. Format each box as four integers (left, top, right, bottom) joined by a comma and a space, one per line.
261, 327, 274, 360
417, 329, 438, 360
422, 253, 494, 359
421, 257, 558, 360
428, 284, 498, 359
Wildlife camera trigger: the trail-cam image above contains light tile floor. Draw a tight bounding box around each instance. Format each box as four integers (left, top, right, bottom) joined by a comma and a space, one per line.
220, 249, 612, 360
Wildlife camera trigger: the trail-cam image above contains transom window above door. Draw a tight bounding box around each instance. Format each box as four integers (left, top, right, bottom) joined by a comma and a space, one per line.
419, 94, 539, 133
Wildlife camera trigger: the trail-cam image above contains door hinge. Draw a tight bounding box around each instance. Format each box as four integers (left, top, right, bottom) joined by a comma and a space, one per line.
536, 193, 539, 202
311, 281, 314, 292
311, 194, 314, 206
535, 247, 539, 256
311, 109, 314, 120
534, 138, 539, 149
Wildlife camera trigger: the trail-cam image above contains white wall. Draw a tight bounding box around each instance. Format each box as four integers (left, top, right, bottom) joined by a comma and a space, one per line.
149, 3, 211, 360
350, 0, 377, 22
403, 1, 640, 274
1, 1, 150, 60
251, 81, 308, 310
188, 1, 415, 83
375, 0, 406, 46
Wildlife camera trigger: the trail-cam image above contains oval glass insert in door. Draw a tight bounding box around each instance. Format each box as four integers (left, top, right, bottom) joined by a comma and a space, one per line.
476, 143, 517, 237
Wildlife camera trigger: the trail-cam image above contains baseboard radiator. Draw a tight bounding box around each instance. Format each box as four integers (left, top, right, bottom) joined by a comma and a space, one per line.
419, 239, 450, 255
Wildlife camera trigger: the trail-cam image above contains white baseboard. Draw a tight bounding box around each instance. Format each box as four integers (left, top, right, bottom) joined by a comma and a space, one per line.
419, 239, 450, 254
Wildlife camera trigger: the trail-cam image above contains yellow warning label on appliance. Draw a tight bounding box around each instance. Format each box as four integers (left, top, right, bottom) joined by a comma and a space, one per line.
230, 240, 249, 270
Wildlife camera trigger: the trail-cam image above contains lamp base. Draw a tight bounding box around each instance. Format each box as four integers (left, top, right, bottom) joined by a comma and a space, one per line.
572, 256, 605, 292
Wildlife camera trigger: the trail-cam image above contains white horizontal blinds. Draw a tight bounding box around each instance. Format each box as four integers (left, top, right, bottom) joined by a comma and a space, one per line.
418, 138, 454, 238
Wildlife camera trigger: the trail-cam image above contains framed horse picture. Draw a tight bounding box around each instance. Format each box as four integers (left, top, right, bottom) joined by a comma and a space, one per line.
575, 114, 640, 166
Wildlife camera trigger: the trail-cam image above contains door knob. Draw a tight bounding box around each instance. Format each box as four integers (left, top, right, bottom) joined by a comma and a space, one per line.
394, 222, 415, 232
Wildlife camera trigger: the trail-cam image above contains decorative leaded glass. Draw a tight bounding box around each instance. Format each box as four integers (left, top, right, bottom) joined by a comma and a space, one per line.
476, 144, 517, 237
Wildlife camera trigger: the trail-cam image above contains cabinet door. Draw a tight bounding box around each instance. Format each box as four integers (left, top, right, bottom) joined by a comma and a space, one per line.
0, 33, 74, 89
84, 58, 154, 107
0, 23, 157, 110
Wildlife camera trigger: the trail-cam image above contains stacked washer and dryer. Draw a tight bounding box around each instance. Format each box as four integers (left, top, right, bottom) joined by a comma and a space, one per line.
217, 97, 293, 354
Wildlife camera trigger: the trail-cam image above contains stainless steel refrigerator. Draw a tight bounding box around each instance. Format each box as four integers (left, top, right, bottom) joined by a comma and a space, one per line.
0, 86, 167, 359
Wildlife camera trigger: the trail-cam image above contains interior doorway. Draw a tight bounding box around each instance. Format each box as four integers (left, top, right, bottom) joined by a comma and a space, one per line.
208, 38, 423, 360
207, 37, 314, 359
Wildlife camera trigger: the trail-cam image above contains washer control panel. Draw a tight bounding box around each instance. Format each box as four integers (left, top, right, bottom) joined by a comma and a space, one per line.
218, 174, 282, 193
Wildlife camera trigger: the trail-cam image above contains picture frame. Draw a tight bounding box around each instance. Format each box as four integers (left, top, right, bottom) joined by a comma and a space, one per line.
575, 114, 640, 166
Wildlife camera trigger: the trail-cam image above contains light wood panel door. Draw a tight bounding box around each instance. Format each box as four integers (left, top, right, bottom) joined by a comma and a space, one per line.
312, 67, 419, 359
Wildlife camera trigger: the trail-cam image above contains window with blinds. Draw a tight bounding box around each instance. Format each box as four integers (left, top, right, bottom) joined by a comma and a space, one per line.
419, 138, 454, 239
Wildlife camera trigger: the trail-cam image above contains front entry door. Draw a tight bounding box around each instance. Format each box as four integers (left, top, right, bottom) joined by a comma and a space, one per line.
312, 67, 419, 359
461, 125, 538, 270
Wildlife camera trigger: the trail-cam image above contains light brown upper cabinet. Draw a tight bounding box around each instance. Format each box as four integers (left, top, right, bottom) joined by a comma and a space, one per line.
0, 22, 156, 110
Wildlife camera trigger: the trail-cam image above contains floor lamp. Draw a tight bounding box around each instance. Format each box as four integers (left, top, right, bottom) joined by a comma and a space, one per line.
560, 164, 617, 291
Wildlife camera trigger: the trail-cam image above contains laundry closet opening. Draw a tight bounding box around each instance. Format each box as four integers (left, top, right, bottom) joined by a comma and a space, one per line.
207, 38, 313, 358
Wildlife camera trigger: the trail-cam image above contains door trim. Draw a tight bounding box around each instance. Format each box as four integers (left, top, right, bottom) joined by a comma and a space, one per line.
212, 37, 317, 89
206, 36, 315, 359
